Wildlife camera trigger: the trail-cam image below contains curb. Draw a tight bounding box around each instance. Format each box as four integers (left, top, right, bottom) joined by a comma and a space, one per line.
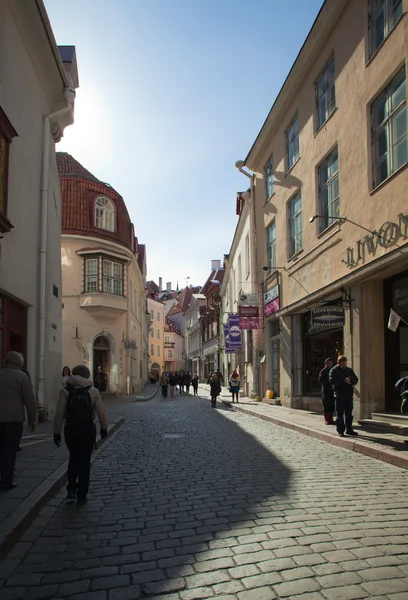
223, 401, 408, 471
132, 384, 159, 402
0, 417, 124, 559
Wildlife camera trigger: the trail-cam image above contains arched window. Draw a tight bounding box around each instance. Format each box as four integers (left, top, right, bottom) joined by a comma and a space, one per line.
95, 197, 115, 232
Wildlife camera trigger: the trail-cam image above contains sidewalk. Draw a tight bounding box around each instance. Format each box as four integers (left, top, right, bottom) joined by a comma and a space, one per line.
200, 384, 408, 471
0, 399, 126, 558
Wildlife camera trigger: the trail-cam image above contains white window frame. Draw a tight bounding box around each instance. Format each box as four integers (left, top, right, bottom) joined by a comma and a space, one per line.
245, 233, 250, 279
318, 147, 340, 232
288, 192, 303, 258
369, 0, 403, 56
85, 258, 98, 293
286, 115, 300, 170
372, 69, 407, 188
95, 197, 115, 232
267, 221, 277, 270
103, 259, 123, 295
316, 57, 336, 130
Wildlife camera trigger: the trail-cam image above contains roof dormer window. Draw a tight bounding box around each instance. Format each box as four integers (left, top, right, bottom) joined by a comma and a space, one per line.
95, 196, 115, 232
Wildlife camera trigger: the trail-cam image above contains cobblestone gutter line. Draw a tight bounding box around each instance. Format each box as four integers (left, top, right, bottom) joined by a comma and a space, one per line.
0, 417, 124, 559
226, 402, 408, 471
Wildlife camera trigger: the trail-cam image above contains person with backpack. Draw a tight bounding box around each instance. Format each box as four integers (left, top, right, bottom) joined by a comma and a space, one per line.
210, 373, 221, 408
53, 364, 108, 505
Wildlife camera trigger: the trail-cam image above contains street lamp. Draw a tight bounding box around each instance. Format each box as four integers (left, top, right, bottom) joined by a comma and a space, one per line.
309, 215, 382, 238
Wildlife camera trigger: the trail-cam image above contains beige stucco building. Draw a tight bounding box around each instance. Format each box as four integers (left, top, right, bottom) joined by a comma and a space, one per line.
147, 296, 165, 376
243, 0, 408, 420
164, 316, 185, 372
0, 0, 78, 417
58, 153, 149, 396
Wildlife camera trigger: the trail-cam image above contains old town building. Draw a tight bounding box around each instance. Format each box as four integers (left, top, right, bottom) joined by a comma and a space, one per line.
0, 0, 78, 417
184, 292, 206, 378
243, 0, 408, 421
200, 261, 225, 378
58, 153, 149, 395
164, 316, 184, 372
147, 291, 165, 378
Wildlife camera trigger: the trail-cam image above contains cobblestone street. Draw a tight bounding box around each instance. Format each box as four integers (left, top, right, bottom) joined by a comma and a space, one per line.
2, 390, 408, 600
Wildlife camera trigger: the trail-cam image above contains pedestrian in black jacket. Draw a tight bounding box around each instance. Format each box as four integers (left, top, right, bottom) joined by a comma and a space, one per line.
318, 358, 335, 425
329, 356, 359, 437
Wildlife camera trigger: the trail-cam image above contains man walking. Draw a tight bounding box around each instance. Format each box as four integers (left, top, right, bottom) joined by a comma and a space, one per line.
319, 358, 335, 425
159, 371, 169, 398
329, 355, 359, 437
54, 365, 108, 505
0, 352, 36, 490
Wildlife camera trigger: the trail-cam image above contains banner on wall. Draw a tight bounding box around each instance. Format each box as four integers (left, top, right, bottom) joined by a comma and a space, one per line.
224, 324, 233, 354
239, 305, 260, 329
227, 313, 242, 351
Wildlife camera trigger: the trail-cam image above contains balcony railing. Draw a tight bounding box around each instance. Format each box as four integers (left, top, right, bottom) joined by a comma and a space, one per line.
164, 341, 175, 349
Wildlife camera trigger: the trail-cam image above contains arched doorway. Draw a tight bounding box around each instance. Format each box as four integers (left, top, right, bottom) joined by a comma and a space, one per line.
150, 362, 160, 382
93, 335, 110, 391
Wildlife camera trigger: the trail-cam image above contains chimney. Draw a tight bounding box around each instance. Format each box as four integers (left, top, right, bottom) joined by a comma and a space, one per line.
159, 277, 162, 291
166, 282, 171, 293
211, 260, 221, 271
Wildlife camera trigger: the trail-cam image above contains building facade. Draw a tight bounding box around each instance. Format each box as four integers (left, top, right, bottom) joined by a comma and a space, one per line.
200, 261, 225, 378
185, 293, 206, 378
0, 0, 78, 417
164, 316, 184, 372
244, 0, 408, 419
147, 296, 165, 377
58, 153, 148, 396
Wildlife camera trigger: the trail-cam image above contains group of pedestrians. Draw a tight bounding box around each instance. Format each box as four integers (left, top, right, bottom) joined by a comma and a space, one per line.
319, 355, 359, 437
159, 371, 199, 398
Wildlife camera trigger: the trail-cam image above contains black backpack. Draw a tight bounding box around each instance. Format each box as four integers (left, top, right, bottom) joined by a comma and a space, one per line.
65, 386, 94, 426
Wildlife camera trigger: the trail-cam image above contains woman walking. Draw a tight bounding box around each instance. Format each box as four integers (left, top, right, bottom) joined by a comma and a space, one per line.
61, 366, 71, 387
159, 372, 169, 398
229, 369, 240, 403
209, 373, 221, 408
192, 374, 199, 396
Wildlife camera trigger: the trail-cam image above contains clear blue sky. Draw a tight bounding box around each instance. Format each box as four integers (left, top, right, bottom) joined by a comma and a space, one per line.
46, 0, 323, 289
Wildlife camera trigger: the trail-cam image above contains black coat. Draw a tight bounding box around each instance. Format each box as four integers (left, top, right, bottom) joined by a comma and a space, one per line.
329, 365, 358, 399
319, 366, 332, 394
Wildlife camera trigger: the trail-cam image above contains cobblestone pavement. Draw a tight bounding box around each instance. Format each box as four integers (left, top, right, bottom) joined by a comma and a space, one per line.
2, 390, 408, 600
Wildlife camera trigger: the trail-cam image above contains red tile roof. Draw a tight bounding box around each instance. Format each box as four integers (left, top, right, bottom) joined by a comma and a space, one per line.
57, 152, 101, 184
167, 286, 193, 317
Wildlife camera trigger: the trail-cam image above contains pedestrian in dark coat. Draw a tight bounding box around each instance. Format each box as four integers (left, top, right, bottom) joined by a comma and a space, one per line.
329, 356, 359, 437
192, 375, 199, 396
184, 371, 191, 394
318, 358, 335, 425
210, 373, 221, 408
178, 371, 184, 394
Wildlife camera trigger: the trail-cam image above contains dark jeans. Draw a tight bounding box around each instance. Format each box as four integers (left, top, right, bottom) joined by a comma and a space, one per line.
161, 385, 168, 398
192, 385, 198, 395
335, 396, 353, 434
211, 395, 217, 407
0, 422, 23, 485
185, 384, 190, 394
64, 424, 96, 497
322, 392, 335, 414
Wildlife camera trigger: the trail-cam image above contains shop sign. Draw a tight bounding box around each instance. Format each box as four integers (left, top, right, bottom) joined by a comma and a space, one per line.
310, 306, 345, 330
264, 285, 279, 306
224, 314, 242, 353
345, 213, 408, 268
392, 276, 408, 315
239, 293, 259, 305
265, 297, 280, 316
239, 306, 259, 318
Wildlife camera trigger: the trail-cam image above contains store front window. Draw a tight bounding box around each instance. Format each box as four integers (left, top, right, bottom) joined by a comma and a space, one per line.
304, 312, 343, 394
385, 272, 408, 410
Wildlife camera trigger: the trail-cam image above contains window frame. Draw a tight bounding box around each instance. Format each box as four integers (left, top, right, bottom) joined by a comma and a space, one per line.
286, 115, 300, 171
265, 155, 274, 199
245, 233, 250, 279
267, 220, 277, 271
318, 146, 340, 233
316, 56, 336, 130
368, 0, 403, 57
0, 106, 18, 233
94, 196, 115, 232
288, 191, 303, 258
371, 68, 407, 188
83, 254, 125, 296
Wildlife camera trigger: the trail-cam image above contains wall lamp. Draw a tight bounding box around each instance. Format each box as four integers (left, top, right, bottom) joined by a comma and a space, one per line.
309, 215, 382, 238
262, 266, 288, 272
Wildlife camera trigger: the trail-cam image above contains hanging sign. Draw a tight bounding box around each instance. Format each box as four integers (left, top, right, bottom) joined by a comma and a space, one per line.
239, 305, 260, 329
310, 306, 345, 330
227, 313, 242, 351
239, 293, 259, 305
264, 285, 279, 306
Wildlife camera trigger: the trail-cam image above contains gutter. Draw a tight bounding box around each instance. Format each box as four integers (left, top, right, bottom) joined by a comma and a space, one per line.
37, 89, 75, 409
35, 0, 68, 88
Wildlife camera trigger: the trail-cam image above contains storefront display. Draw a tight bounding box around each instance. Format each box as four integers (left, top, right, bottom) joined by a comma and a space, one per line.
304, 311, 343, 394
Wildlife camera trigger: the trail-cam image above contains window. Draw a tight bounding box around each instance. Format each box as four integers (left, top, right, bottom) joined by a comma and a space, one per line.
157, 345, 160, 356
286, 116, 300, 170
265, 155, 274, 199
95, 197, 115, 232
372, 69, 407, 187
316, 57, 336, 129
150, 344, 154, 356
238, 255, 242, 294
318, 147, 340, 232
369, 0, 402, 56
85, 258, 98, 292
245, 234, 250, 278
168, 350, 173, 359
289, 192, 302, 257
165, 336, 170, 343
150, 310, 154, 320
157, 312, 160, 321
157, 329, 160, 339
0, 107, 17, 232
103, 259, 123, 295
267, 221, 277, 270
150, 329, 154, 338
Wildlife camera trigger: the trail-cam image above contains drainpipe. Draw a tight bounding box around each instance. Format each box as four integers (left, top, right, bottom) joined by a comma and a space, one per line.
235, 161, 259, 395
37, 89, 75, 409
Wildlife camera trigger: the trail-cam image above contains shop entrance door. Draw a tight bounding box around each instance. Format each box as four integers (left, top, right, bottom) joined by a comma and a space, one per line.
0, 294, 27, 360
270, 338, 280, 397
93, 336, 110, 392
